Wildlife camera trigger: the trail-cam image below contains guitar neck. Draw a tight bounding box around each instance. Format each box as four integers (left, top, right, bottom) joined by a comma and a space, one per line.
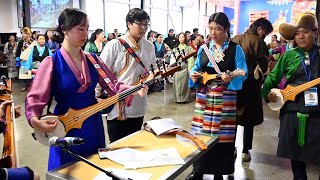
171, 51, 196, 66
81, 79, 155, 117
289, 77, 320, 96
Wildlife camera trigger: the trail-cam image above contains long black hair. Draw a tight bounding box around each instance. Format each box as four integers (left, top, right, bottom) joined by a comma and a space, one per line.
56, 8, 88, 44
208, 12, 231, 38
89, 28, 104, 43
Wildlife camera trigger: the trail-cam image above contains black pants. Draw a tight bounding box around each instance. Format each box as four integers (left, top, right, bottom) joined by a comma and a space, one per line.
291, 160, 307, 180
243, 125, 254, 152
107, 116, 144, 143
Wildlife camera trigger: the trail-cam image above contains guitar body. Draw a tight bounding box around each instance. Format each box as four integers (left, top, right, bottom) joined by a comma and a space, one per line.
267, 85, 299, 111
32, 107, 92, 146
32, 116, 66, 146
202, 72, 218, 85
267, 88, 285, 111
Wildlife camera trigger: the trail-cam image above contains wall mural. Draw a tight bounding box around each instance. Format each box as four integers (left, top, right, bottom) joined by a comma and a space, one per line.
237, 0, 317, 34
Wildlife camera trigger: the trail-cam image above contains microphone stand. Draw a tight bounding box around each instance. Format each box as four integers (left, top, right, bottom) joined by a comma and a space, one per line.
61, 146, 132, 180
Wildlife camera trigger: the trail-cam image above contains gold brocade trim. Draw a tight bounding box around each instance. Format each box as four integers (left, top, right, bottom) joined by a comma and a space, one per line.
116, 52, 130, 77
127, 34, 141, 50
115, 35, 141, 77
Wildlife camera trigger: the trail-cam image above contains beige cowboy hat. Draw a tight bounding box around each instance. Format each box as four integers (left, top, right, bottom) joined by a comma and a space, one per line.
279, 13, 318, 40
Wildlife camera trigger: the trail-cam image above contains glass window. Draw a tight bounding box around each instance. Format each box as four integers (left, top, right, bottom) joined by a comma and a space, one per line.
17, 0, 23, 27
151, 0, 167, 9
144, 0, 151, 6
129, 0, 140, 5
105, 2, 129, 34
86, 0, 104, 30
150, 9, 167, 35
168, 0, 181, 11
168, 10, 182, 34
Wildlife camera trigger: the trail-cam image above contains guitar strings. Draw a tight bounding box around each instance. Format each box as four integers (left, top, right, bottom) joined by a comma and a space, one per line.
63, 88, 139, 127
281, 79, 320, 97
62, 80, 154, 129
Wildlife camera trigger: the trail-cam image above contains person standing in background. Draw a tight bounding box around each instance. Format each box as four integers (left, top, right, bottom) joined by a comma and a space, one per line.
154, 34, 167, 59
84, 28, 105, 56
172, 32, 194, 103
164, 29, 178, 50
16, 27, 34, 91
4, 35, 18, 78
45, 30, 60, 53
232, 18, 273, 162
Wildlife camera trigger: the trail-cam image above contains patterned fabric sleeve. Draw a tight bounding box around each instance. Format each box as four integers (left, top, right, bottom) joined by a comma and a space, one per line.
227, 45, 248, 91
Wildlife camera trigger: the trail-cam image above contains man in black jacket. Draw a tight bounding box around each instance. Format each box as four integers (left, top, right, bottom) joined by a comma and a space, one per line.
163, 29, 178, 50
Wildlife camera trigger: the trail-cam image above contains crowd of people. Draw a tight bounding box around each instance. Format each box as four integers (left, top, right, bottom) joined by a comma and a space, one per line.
0, 7, 319, 180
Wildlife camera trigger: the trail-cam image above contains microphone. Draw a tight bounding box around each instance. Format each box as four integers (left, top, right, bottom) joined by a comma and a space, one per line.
48, 136, 85, 147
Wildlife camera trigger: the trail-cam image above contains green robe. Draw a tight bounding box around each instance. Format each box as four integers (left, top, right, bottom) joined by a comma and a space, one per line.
84, 42, 105, 56
262, 48, 302, 99
262, 46, 320, 164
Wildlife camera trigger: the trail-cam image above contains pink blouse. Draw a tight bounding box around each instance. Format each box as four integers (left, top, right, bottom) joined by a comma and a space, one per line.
25, 47, 132, 126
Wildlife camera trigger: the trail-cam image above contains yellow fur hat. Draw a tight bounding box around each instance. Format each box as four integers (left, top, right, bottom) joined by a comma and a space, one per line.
279, 13, 318, 40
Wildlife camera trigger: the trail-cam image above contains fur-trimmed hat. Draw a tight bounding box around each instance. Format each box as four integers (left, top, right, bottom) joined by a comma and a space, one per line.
279, 13, 318, 40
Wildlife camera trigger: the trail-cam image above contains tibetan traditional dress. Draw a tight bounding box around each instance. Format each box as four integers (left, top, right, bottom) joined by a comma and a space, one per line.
262, 45, 320, 165
189, 40, 247, 174
26, 48, 127, 170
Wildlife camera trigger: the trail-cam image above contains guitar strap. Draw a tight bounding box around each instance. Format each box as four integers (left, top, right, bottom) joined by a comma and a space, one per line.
202, 44, 222, 74
118, 38, 149, 79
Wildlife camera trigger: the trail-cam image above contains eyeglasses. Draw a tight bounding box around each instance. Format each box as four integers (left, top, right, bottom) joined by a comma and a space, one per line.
133, 21, 150, 29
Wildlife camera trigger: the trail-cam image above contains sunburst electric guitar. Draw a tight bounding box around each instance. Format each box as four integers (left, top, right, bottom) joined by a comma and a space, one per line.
268, 76, 320, 111
32, 79, 156, 146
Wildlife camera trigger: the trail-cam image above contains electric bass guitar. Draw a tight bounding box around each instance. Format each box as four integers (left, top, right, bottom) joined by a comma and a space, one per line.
268, 76, 320, 111
32, 78, 156, 146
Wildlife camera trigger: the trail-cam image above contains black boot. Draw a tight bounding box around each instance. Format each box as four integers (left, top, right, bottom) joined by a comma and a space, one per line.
185, 169, 203, 180
214, 174, 223, 180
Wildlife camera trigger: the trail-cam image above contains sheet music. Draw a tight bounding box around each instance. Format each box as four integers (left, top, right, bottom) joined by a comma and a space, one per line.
100, 147, 185, 170
146, 118, 182, 136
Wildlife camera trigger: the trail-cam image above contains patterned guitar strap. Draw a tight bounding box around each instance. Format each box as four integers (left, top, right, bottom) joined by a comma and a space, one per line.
118, 38, 150, 79
202, 44, 222, 74
85, 53, 126, 120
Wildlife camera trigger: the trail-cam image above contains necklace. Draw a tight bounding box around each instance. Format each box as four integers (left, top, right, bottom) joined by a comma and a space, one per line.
210, 38, 229, 63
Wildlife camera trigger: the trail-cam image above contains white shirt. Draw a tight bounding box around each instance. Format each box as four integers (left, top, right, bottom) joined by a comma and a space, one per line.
100, 33, 156, 120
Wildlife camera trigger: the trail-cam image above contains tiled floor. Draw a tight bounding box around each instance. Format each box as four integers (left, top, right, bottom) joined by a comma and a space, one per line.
5, 81, 320, 179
